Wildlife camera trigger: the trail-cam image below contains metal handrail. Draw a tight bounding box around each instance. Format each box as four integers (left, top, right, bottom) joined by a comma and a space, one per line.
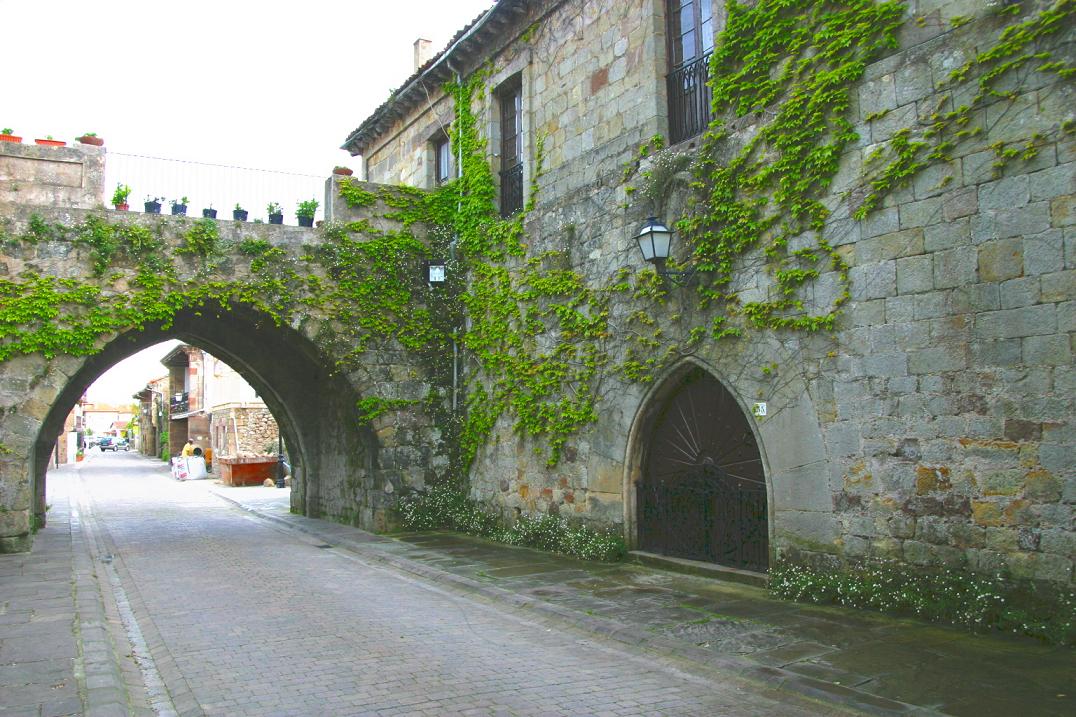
667, 52, 713, 145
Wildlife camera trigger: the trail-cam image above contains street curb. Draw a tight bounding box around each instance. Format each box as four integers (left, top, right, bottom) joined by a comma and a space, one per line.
211, 490, 939, 717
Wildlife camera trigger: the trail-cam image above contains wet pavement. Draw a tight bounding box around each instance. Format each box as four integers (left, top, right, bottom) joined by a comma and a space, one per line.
1, 451, 1072, 716
214, 478, 1076, 717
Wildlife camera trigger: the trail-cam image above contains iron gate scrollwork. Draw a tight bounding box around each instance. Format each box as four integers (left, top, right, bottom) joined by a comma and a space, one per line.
637, 368, 768, 573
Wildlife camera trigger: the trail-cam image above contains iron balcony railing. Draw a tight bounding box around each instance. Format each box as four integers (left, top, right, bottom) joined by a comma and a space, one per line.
169, 392, 189, 414
667, 52, 713, 145
499, 163, 524, 218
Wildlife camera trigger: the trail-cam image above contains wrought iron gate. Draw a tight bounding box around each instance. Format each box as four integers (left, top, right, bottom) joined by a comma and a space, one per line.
637, 368, 768, 572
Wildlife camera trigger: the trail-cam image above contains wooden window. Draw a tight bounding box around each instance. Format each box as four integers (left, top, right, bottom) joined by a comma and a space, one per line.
435, 133, 452, 185
497, 75, 524, 217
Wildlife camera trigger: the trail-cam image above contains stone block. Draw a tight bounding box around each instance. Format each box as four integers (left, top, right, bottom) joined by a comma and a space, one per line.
857, 228, 924, 263
1050, 195, 1075, 227
1058, 300, 1076, 333
1022, 229, 1064, 276
971, 338, 1023, 368
1039, 442, 1075, 475
1022, 334, 1070, 366
933, 246, 977, 288
860, 207, 899, 239
895, 61, 934, 106
1029, 163, 1075, 202
980, 469, 1023, 496
996, 202, 1052, 240
908, 344, 967, 374
913, 290, 949, 319
942, 187, 977, 221
872, 102, 918, 143
895, 254, 934, 295
978, 175, 1029, 211
849, 261, 896, 300
885, 295, 916, 321
924, 217, 971, 253
849, 298, 887, 326
859, 74, 897, 119
1006, 551, 1073, 583
899, 196, 943, 229
998, 276, 1039, 309
974, 304, 1056, 339
977, 237, 1022, 282
1041, 268, 1076, 301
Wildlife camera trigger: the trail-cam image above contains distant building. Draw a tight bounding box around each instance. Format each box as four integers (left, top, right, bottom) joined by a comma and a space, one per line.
157, 344, 278, 465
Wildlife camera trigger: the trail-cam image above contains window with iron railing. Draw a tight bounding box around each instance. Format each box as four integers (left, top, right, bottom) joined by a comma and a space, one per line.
666, 0, 715, 144
498, 75, 524, 217
169, 392, 189, 414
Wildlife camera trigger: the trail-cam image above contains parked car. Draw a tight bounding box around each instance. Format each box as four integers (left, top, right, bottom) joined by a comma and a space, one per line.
99, 437, 129, 452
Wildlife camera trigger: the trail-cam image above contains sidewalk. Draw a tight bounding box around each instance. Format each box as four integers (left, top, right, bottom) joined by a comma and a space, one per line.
209, 482, 1075, 717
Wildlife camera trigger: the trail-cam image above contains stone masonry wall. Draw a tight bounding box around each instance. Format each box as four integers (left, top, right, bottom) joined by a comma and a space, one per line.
358, 0, 1074, 584
0, 140, 105, 210
210, 406, 279, 457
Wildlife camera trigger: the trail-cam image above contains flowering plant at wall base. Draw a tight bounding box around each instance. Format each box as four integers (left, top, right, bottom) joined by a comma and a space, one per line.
396, 484, 626, 562
769, 560, 1075, 645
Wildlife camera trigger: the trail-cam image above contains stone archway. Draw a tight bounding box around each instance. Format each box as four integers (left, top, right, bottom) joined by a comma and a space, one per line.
25, 306, 377, 538
625, 361, 769, 573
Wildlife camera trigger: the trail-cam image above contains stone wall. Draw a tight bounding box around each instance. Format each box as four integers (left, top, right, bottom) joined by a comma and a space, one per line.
210, 405, 279, 457
0, 141, 105, 210
355, 0, 1074, 584
0, 201, 444, 551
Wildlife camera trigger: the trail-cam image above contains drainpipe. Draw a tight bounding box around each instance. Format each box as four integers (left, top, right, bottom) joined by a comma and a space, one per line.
448, 60, 465, 414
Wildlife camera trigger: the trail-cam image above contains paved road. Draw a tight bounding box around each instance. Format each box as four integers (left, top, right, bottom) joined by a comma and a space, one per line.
57, 451, 838, 716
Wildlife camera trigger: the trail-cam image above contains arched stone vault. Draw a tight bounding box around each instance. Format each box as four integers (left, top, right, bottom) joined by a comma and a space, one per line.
0, 200, 444, 552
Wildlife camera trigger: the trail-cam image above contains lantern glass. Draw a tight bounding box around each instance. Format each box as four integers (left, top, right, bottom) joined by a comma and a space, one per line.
425, 260, 446, 284
636, 217, 671, 264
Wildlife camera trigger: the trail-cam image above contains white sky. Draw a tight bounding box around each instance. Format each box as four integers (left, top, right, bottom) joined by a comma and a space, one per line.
1, 0, 493, 403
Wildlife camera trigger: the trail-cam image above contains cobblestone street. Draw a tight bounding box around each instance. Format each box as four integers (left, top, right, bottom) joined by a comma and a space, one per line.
1, 453, 841, 716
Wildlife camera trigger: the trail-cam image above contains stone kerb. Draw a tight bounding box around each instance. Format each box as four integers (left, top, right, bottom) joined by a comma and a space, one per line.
0, 140, 105, 211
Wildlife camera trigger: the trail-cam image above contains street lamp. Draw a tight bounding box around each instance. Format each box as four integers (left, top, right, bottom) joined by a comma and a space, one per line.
424, 259, 447, 285
635, 216, 694, 285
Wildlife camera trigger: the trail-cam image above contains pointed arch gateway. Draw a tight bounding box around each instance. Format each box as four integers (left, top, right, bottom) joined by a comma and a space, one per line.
632, 364, 769, 572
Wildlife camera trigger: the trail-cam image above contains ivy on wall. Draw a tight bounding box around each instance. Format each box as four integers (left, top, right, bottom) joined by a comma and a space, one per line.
1, 0, 1072, 519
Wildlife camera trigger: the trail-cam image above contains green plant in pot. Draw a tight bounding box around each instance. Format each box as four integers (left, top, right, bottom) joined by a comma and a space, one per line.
1, 127, 22, 143
111, 183, 132, 210
170, 196, 189, 216
144, 196, 163, 214
202, 204, 217, 219
296, 198, 319, 227
266, 201, 284, 225
233, 203, 248, 222
76, 132, 104, 146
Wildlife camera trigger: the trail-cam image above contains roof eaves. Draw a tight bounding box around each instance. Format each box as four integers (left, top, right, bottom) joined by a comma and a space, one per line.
341, 1, 509, 156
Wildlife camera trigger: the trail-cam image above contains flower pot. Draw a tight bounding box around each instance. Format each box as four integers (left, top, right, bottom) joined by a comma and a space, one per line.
170, 204, 187, 216
202, 208, 217, 219
35, 139, 66, 147
114, 203, 129, 211
144, 200, 162, 214
233, 209, 248, 221
332, 167, 353, 176
297, 215, 314, 227
268, 213, 284, 225
77, 135, 104, 146
0, 133, 21, 143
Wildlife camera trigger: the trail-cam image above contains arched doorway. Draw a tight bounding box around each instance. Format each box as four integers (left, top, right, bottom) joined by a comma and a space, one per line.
636, 366, 768, 572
